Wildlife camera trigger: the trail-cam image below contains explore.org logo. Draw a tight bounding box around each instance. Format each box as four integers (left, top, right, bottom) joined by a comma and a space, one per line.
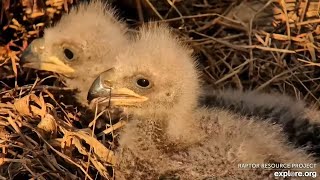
238, 163, 317, 178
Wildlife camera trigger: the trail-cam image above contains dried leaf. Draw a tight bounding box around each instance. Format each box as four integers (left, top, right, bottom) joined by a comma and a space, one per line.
14, 94, 43, 117
61, 129, 116, 165
89, 157, 110, 178
37, 114, 57, 138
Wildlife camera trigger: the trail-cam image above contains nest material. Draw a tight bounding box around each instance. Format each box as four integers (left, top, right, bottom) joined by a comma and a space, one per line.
1, 0, 320, 179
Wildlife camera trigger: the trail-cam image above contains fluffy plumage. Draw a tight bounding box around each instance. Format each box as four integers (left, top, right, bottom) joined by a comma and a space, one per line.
20, 0, 128, 105
200, 89, 320, 160
88, 24, 318, 179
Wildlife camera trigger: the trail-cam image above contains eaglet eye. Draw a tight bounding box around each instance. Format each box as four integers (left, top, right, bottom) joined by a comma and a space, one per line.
63, 48, 74, 60
136, 78, 151, 88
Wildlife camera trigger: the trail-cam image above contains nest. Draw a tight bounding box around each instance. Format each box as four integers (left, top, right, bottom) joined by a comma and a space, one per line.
0, 0, 320, 179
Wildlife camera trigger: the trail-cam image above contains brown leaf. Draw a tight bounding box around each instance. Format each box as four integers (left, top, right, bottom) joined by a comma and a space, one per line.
37, 113, 57, 139
13, 94, 43, 117
61, 129, 116, 165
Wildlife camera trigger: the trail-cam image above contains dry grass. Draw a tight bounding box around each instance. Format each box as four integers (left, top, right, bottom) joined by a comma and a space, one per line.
1, 0, 320, 179
140, 0, 320, 105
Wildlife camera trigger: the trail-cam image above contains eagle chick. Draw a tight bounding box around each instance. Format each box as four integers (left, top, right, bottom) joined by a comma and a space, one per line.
88, 24, 318, 179
20, 0, 128, 105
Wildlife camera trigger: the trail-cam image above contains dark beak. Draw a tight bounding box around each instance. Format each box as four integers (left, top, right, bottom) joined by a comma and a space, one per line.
87, 70, 113, 102
20, 38, 44, 68
20, 38, 75, 76
87, 68, 148, 106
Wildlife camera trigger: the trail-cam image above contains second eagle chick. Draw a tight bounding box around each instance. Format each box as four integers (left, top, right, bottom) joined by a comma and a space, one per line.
88, 24, 318, 179
20, 0, 128, 105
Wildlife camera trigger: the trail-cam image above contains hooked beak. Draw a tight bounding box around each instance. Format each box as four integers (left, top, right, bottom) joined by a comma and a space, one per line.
20, 38, 75, 77
87, 68, 148, 107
